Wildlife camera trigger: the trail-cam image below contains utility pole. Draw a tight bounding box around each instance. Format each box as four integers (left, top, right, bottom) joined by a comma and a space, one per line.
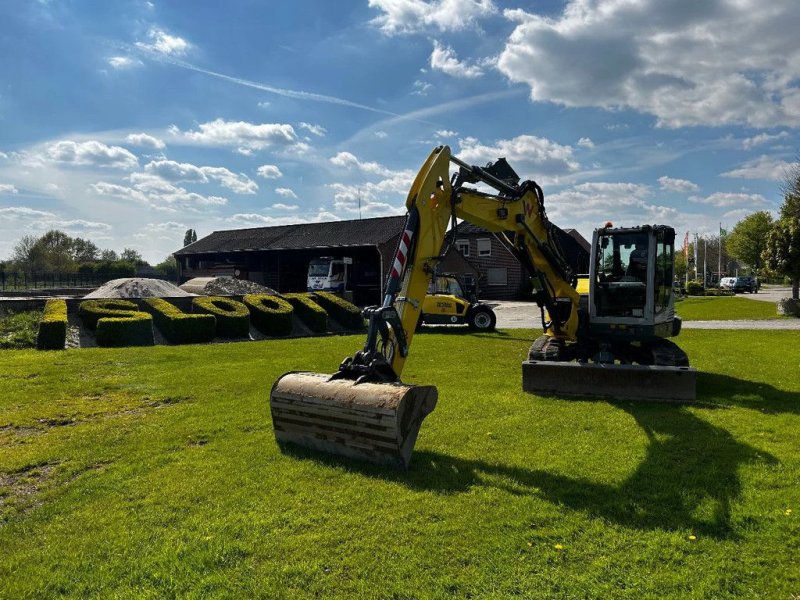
703, 238, 707, 286
718, 222, 722, 281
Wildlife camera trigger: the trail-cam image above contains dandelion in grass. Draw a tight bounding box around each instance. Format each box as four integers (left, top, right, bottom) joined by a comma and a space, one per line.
688, 535, 697, 541
554, 544, 564, 551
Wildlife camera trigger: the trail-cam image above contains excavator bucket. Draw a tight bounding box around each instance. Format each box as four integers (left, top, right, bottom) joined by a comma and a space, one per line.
270, 372, 438, 469
522, 360, 697, 402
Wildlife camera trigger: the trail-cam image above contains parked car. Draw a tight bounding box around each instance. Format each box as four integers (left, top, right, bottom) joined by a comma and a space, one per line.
720, 277, 736, 290
732, 276, 758, 293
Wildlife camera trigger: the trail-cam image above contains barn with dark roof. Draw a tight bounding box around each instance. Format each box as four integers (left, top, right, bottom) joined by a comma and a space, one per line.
173, 215, 406, 306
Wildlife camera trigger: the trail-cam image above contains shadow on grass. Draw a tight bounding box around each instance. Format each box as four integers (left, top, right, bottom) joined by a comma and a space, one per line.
283, 378, 790, 538
697, 371, 800, 415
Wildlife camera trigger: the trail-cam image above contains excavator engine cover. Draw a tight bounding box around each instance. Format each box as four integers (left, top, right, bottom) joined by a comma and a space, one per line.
270, 372, 438, 469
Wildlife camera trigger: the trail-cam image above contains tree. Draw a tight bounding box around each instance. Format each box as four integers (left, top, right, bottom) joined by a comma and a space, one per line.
763, 162, 800, 300
11, 235, 46, 272
100, 249, 118, 261
71, 237, 100, 262
120, 248, 145, 265
725, 211, 773, 274
183, 229, 197, 247
33, 230, 74, 273
154, 255, 178, 281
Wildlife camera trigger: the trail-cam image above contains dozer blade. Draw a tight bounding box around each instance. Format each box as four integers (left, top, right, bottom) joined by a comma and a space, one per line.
522, 360, 696, 402
270, 372, 438, 469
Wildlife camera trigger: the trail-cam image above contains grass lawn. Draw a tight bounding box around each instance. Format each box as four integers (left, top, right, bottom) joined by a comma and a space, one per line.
0, 310, 41, 349
676, 296, 782, 321
1, 330, 799, 598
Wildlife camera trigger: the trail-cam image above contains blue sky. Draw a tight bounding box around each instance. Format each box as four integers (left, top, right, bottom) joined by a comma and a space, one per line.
1, 0, 798, 263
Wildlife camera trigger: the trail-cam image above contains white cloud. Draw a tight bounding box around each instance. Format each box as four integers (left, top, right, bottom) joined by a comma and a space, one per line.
412, 80, 432, 96
136, 28, 190, 56
457, 134, 579, 179
298, 122, 326, 137
126, 133, 165, 149
257, 165, 282, 179
44, 140, 139, 169
658, 175, 699, 193
496, 2, 800, 127
369, 0, 496, 35
0, 206, 110, 232
0, 152, 8, 160
577, 137, 594, 148
329, 151, 397, 177
375, 131, 389, 139
91, 175, 227, 208
689, 192, 768, 207
147, 221, 187, 232
145, 160, 206, 183
141, 160, 258, 194
108, 56, 142, 69
435, 129, 458, 138
227, 209, 339, 227
275, 187, 298, 199
0, 206, 54, 220
429, 41, 483, 78
177, 119, 304, 154
741, 131, 790, 149
722, 155, 793, 180
271, 203, 298, 211
0, 183, 19, 195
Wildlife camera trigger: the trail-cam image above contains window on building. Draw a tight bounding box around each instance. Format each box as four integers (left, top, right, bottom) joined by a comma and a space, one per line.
487, 267, 507, 286
477, 238, 492, 257
455, 239, 470, 257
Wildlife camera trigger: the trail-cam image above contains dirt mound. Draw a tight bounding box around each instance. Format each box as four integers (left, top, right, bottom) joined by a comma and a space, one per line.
180, 276, 278, 296
83, 278, 195, 299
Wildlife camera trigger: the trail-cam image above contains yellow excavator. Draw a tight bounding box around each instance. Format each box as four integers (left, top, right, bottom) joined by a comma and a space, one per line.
270, 146, 696, 469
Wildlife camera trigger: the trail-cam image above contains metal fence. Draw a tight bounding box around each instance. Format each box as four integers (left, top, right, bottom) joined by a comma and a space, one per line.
1, 271, 114, 291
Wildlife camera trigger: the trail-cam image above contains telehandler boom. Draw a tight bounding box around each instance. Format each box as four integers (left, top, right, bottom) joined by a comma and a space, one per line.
270, 146, 695, 468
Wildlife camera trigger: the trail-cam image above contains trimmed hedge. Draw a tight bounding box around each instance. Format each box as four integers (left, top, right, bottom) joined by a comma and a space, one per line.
686, 280, 705, 296
96, 315, 154, 347
36, 299, 68, 350
192, 296, 251, 338
282, 293, 327, 333
243, 294, 294, 337
312, 292, 364, 330
79, 299, 140, 330
79, 299, 154, 347
143, 298, 216, 344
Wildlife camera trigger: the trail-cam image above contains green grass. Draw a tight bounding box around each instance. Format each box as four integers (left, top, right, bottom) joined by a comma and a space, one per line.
0, 310, 41, 349
676, 295, 781, 320
1, 330, 799, 598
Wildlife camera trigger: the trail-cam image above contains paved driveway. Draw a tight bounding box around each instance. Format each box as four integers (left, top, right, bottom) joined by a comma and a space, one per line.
488, 297, 800, 330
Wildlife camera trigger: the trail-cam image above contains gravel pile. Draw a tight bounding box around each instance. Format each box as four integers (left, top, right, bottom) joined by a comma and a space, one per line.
83, 278, 195, 299
180, 276, 278, 296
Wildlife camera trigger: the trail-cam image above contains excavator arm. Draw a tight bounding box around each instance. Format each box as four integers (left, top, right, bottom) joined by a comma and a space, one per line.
337, 145, 580, 382
269, 146, 585, 468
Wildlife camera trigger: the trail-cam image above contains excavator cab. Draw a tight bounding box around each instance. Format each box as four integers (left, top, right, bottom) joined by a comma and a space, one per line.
589, 225, 680, 341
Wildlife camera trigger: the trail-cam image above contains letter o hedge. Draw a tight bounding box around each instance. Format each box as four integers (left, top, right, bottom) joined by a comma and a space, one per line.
282, 293, 327, 333
243, 294, 294, 336
192, 296, 250, 338
312, 291, 364, 330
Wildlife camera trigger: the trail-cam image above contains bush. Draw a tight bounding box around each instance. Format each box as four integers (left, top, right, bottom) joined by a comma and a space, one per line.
95, 315, 154, 347
777, 298, 800, 316
686, 280, 705, 296
79, 299, 140, 330
282, 293, 327, 333
37, 299, 67, 350
312, 292, 365, 329
243, 294, 294, 337
143, 298, 215, 344
79, 299, 154, 347
192, 296, 250, 338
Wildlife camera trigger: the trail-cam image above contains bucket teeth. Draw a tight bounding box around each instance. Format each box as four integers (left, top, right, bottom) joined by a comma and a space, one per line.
522, 360, 697, 402
270, 372, 438, 469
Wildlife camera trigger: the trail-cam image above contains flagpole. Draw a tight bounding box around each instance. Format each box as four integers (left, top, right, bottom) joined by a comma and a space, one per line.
718, 222, 722, 282
703, 238, 707, 286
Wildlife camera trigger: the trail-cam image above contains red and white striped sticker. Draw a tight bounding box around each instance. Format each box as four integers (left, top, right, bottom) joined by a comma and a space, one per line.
390, 229, 413, 280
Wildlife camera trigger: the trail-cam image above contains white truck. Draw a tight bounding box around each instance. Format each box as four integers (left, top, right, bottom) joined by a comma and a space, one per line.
307, 257, 351, 293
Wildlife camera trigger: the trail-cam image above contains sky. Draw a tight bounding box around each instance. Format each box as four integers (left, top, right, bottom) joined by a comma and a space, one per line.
1, 0, 799, 264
